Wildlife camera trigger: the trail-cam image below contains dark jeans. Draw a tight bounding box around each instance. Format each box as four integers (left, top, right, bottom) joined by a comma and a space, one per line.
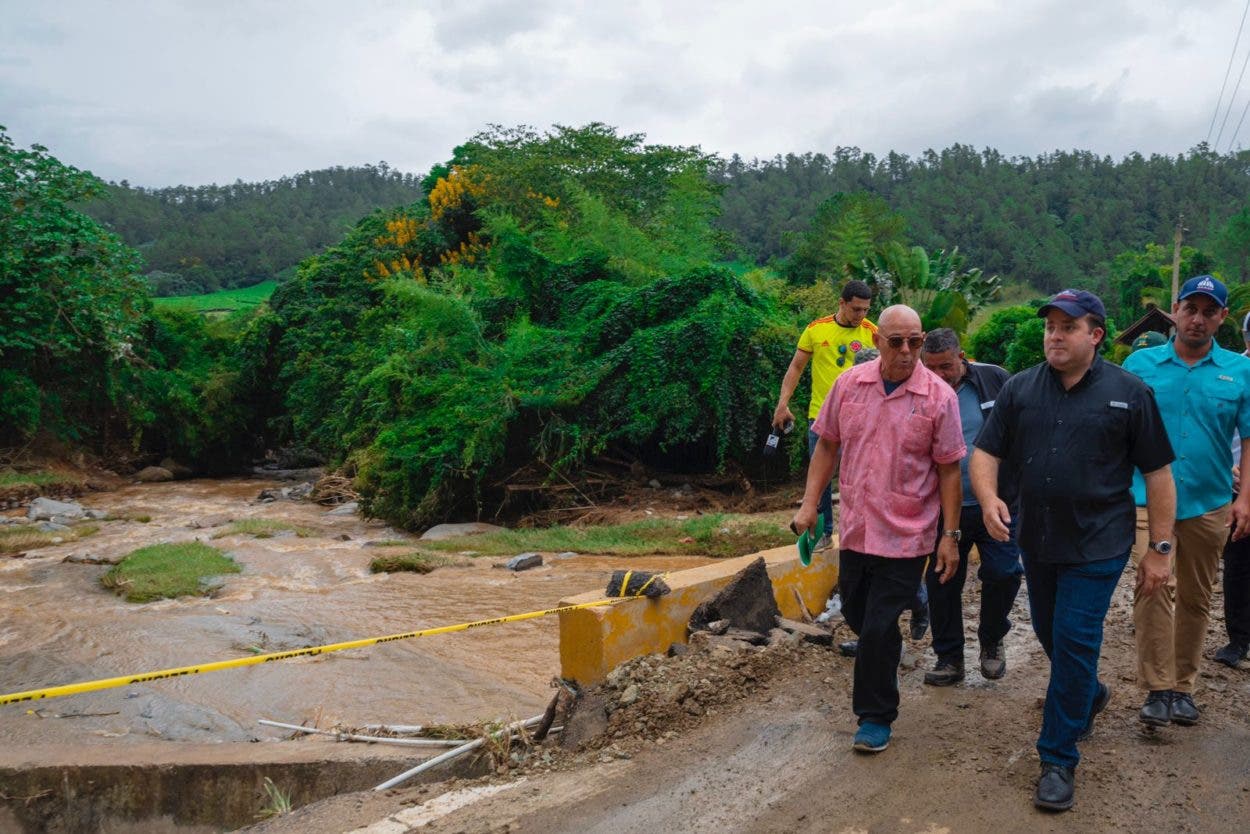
807, 420, 834, 537
840, 548, 929, 726
1023, 550, 1129, 769
926, 504, 1023, 661
1224, 525, 1250, 647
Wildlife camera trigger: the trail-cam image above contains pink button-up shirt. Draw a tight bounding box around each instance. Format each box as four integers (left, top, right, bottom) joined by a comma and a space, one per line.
812, 359, 965, 558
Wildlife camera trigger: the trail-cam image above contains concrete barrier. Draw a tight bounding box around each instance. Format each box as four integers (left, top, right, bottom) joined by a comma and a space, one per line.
558, 543, 839, 685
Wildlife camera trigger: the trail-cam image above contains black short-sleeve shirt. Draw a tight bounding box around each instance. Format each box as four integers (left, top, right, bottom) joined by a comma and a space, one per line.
974, 356, 1174, 563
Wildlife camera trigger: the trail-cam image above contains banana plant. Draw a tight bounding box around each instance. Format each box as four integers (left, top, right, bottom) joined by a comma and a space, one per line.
854, 244, 1000, 333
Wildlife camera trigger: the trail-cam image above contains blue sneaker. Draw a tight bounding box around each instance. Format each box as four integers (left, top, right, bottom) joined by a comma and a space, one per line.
852, 721, 891, 753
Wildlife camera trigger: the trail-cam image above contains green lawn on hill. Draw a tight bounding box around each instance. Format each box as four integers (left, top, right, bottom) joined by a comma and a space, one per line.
152, 280, 277, 314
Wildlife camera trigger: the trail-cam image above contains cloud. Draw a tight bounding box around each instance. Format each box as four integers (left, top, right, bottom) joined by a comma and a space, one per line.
0, 0, 1245, 184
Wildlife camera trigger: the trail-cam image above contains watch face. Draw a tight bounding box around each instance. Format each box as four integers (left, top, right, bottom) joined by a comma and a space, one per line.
1154, 541, 1172, 555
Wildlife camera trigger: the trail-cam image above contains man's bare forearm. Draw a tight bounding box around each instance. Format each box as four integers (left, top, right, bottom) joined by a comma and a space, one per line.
1239, 438, 1250, 496
969, 449, 1000, 506
802, 436, 840, 509
937, 461, 961, 532
1143, 465, 1176, 544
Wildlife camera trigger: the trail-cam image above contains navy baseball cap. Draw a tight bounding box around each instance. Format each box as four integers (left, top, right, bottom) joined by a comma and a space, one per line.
1038, 289, 1106, 320
1177, 274, 1228, 307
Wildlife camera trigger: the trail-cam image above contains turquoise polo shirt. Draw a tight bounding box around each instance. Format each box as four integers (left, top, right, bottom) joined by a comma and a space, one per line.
1124, 339, 1250, 519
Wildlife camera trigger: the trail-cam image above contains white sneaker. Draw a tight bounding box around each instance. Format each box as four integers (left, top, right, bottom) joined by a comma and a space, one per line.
815, 534, 833, 551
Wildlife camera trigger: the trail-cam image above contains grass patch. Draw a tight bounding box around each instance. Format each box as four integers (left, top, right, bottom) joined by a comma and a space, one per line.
256, 776, 292, 820
153, 280, 277, 314
0, 523, 99, 554
369, 551, 454, 574
102, 542, 241, 602
105, 513, 152, 523
420, 513, 791, 559
211, 519, 314, 539
0, 469, 83, 490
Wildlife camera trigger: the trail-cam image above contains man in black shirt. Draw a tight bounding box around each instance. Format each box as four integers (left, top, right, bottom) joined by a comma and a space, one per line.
970, 289, 1176, 813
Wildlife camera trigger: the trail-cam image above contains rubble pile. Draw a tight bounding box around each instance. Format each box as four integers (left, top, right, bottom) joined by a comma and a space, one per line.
558, 557, 841, 757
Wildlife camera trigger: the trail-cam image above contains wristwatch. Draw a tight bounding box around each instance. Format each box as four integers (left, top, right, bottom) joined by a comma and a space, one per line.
943, 529, 962, 542
1148, 540, 1173, 555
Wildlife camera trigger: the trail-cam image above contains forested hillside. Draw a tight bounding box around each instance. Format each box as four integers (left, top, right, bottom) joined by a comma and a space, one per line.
9, 121, 1250, 529
82, 165, 423, 295
83, 144, 1250, 302
714, 145, 1250, 292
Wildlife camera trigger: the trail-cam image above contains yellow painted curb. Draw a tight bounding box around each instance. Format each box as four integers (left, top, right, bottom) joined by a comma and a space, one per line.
558, 542, 839, 684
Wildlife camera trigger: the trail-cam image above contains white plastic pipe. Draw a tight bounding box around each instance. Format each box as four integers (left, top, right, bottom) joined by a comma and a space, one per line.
258, 719, 462, 748
373, 715, 544, 791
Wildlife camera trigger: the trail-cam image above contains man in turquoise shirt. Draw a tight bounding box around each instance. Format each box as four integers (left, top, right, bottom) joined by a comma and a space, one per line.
1123, 275, 1250, 727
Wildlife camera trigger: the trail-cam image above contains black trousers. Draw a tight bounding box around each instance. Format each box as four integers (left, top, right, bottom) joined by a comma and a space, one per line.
925, 504, 1024, 662
839, 548, 928, 726
1224, 525, 1250, 647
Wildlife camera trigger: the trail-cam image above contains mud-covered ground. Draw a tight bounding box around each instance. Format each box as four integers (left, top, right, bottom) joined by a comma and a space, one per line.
251, 569, 1250, 833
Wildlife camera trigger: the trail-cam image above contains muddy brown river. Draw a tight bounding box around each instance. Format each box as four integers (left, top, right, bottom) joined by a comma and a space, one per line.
0, 479, 715, 753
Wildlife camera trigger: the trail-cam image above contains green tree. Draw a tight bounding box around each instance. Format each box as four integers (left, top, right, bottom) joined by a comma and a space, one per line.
783, 192, 907, 286
1213, 204, 1250, 283
0, 126, 146, 441
969, 305, 1036, 367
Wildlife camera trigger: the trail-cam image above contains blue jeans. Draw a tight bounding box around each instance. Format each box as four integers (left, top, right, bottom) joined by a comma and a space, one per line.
1023, 550, 1129, 769
926, 505, 1023, 661
807, 420, 834, 537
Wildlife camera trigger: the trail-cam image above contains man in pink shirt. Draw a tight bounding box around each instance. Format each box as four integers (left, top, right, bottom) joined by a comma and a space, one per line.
793, 305, 964, 753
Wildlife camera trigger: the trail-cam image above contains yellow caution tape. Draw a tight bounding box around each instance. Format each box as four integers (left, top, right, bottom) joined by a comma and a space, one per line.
0, 598, 616, 707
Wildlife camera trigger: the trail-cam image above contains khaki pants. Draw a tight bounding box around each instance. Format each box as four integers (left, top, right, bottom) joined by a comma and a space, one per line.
1130, 504, 1228, 693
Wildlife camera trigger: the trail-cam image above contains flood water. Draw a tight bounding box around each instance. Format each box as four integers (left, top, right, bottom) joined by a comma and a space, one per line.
0, 479, 716, 752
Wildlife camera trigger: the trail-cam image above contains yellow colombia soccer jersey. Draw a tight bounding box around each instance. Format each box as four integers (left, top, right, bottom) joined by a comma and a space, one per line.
797, 316, 878, 418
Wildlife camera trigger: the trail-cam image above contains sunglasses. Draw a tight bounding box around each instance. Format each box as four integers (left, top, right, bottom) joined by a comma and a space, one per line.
836, 343, 849, 367
883, 335, 924, 351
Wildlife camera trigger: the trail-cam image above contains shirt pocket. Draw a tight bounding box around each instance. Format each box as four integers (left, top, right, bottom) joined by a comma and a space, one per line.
1204, 379, 1240, 423
902, 413, 934, 454
1083, 404, 1130, 462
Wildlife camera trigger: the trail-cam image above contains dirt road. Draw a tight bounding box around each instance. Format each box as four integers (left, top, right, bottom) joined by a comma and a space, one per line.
257, 570, 1250, 833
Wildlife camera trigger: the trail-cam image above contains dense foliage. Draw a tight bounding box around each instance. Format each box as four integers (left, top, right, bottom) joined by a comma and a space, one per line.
0, 126, 256, 468
83, 165, 422, 295
12, 122, 1250, 532
715, 145, 1250, 295
244, 125, 794, 527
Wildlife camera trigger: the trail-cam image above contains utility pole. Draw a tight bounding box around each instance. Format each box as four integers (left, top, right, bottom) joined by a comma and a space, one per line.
1170, 215, 1185, 309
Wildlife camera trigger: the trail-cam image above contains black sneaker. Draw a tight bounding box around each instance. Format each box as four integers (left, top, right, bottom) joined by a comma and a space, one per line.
1077, 682, 1110, 742
910, 606, 930, 641
980, 642, 1007, 680
923, 657, 965, 686
1034, 763, 1075, 812
1170, 691, 1199, 726
838, 639, 858, 657
1213, 642, 1248, 668
1139, 690, 1172, 727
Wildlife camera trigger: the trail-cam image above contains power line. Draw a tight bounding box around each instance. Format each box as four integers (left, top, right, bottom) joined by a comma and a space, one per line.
1227, 91, 1250, 152
1216, 6, 1250, 150
1209, 0, 1250, 144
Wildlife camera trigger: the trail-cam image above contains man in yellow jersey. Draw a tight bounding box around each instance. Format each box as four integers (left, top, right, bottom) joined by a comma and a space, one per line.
773, 279, 877, 550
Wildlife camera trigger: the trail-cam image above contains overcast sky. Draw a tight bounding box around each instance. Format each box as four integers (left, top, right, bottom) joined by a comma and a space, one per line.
2, 0, 1249, 187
